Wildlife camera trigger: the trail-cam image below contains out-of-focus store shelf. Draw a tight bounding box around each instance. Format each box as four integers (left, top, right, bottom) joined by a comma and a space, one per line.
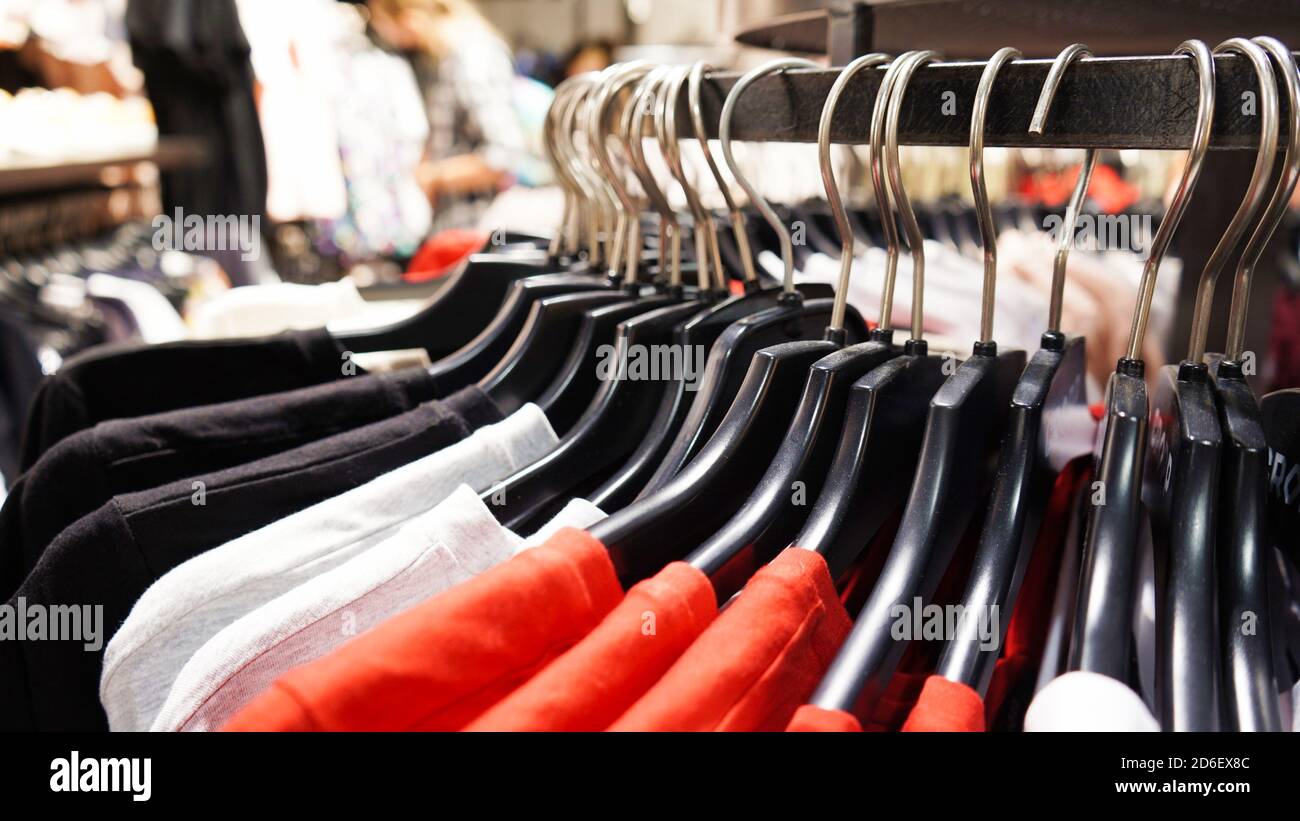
0, 136, 209, 197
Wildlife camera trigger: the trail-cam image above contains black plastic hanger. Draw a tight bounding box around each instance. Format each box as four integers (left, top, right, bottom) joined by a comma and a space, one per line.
1207, 38, 1300, 732
482, 68, 692, 415
808, 49, 1028, 714
482, 65, 718, 529
498, 69, 683, 432
486, 296, 707, 530
480, 290, 637, 413
934, 44, 1095, 700
1068, 40, 1216, 684
800, 51, 961, 578
1146, 37, 1294, 731
1215, 363, 1284, 732
684, 52, 905, 598
588, 58, 872, 586
1262, 389, 1300, 562
589, 63, 778, 510
422, 272, 618, 393
636, 61, 867, 495
430, 64, 677, 397
589, 63, 843, 509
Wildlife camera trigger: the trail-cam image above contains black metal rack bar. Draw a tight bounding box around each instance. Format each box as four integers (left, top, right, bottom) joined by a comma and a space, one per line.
676, 52, 1293, 151
738, 0, 1300, 63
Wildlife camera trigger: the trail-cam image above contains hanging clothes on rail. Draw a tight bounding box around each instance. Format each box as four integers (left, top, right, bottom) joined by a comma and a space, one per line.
1, 45, 1299, 738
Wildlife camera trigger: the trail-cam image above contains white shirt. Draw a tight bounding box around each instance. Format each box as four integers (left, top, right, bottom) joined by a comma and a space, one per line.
86, 273, 188, 343
152, 487, 606, 732
100, 405, 557, 732
188, 279, 422, 339
1025, 671, 1159, 732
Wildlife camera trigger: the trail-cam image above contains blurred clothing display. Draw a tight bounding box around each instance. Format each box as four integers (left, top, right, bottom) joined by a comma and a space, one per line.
125, 0, 266, 232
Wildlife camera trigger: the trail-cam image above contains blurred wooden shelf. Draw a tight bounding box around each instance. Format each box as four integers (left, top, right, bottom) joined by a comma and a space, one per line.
0, 136, 209, 197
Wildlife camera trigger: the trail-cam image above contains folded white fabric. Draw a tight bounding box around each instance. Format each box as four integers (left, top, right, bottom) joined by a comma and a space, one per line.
1025, 671, 1159, 732
100, 404, 557, 732
188, 279, 421, 339
152, 487, 606, 732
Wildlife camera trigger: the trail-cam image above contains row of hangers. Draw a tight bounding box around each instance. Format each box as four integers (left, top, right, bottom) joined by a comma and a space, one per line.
0, 190, 167, 355
308, 40, 1294, 731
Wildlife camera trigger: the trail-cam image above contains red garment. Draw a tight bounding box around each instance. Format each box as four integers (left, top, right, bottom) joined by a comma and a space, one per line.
610, 548, 851, 732
787, 704, 863, 733
859, 669, 931, 731
895, 457, 1092, 731
221, 529, 622, 732
900, 676, 985, 732
466, 563, 717, 732
983, 458, 1092, 726
404, 229, 489, 283
1269, 285, 1300, 393
785, 671, 930, 733
1016, 163, 1139, 215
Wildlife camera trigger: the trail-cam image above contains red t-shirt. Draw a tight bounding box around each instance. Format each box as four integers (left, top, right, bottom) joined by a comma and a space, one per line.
787, 704, 863, 732
900, 676, 986, 731
466, 562, 717, 731
222, 528, 622, 732
900, 457, 1092, 731
404, 229, 489, 282
610, 548, 851, 732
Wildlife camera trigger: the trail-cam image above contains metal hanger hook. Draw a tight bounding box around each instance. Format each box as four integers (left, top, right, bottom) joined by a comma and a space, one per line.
884, 49, 942, 343
719, 57, 821, 296
1186, 38, 1277, 366
870, 50, 924, 335
690, 62, 755, 286
621, 66, 682, 285
657, 65, 716, 292
1122, 39, 1215, 368
588, 61, 654, 277
1029, 43, 1099, 340
549, 76, 605, 258
562, 77, 616, 265
1223, 36, 1300, 361
819, 52, 893, 333
970, 46, 1023, 349
542, 78, 582, 256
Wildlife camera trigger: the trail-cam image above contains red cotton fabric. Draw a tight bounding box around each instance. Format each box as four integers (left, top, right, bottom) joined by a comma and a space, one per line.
897, 457, 1092, 732
982, 458, 1092, 726
786, 704, 863, 733
610, 548, 851, 732
466, 562, 717, 731
221, 528, 622, 732
404, 229, 489, 282
901, 676, 986, 732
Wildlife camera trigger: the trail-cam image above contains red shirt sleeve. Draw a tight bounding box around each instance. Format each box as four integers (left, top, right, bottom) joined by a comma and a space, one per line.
786, 704, 864, 732
611, 548, 851, 732
901, 675, 986, 732
466, 562, 717, 731
222, 528, 622, 732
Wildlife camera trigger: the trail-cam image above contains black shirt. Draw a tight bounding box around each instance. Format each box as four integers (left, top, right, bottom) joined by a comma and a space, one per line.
0, 313, 44, 482
19, 329, 356, 471
0, 367, 445, 601
0, 385, 501, 731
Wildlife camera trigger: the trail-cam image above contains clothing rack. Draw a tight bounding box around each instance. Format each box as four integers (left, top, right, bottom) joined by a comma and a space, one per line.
676, 53, 1292, 150
672, 45, 1297, 376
